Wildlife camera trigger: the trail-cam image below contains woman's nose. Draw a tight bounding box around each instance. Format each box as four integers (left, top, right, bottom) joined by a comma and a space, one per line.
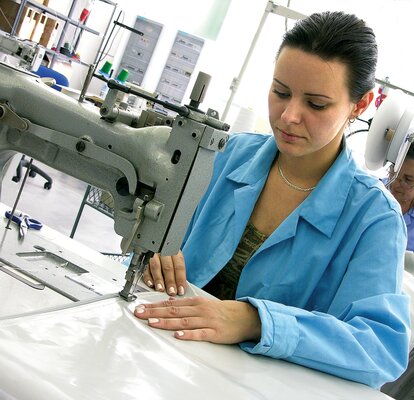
280, 100, 302, 125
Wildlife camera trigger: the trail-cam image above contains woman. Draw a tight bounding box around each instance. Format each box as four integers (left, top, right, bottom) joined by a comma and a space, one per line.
135, 11, 410, 388
388, 143, 414, 251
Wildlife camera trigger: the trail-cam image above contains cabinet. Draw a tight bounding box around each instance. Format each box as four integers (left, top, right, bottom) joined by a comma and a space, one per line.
117, 16, 163, 86
155, 30, 204, 114
5, 0, 117, 67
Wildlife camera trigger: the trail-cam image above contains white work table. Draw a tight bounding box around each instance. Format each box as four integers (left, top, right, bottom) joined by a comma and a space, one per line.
0, 203, 392, 400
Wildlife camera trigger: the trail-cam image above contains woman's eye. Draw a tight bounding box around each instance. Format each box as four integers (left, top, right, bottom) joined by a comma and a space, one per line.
308, 101, 327, 110
272, 89, 290, 99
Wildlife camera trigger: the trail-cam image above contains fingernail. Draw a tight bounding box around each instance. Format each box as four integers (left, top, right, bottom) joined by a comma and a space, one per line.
146, 280, 153, 287
178, 285, 185, 296
176, 331, 184, 337
148, 318, 159, 324
168, 286, 176, 295
135, 305, 145, 314
156, 283, 163, 291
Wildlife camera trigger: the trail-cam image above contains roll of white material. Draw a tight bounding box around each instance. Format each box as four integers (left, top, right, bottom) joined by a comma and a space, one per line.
231, 106, 257, 133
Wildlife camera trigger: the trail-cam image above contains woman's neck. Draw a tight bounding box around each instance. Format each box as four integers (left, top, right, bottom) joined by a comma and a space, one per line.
277, 142, 342, 186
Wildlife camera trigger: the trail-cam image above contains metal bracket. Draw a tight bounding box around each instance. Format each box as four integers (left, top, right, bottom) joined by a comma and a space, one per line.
2, 112, 138, 195
0, 103, 28, 131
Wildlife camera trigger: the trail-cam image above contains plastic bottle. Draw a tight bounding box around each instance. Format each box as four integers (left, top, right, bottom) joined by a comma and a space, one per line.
79, 0, 95, 22
98, 60, 112, 99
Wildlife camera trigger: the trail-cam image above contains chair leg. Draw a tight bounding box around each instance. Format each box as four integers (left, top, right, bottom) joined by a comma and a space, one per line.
12, 156, 53, 190
11, 155, 24, 183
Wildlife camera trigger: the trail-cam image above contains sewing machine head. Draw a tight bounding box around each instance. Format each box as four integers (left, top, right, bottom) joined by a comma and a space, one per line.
0, 61, 229, 301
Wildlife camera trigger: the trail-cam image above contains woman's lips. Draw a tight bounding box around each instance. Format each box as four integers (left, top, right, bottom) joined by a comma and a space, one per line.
277, 127, 302, 142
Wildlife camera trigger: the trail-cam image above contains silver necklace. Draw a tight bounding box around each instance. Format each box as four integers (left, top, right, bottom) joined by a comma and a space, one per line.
277, 162, 317, 192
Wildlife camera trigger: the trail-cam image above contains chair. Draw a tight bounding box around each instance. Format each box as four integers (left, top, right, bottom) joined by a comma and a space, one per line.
11, 66, 69, 189
33, 65, 69, 91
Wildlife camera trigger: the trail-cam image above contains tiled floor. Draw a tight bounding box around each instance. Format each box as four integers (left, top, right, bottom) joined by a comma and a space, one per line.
1, 154, 123, 254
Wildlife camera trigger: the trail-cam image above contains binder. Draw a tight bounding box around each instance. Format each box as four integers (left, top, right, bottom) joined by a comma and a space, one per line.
31, 13, 47, 43
39, 17, 59, 48
16, 8, 38, 40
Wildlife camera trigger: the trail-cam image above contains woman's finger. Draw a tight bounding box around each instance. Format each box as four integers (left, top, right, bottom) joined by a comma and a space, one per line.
174, 329, 216, 342
142, 266, 154, 288
134, 299, 208, 320
135, 296, 206, 312
146, 316, 206, 332
158, 254, 177, 296
148, 253, 166, 292
171, 251, 187, 296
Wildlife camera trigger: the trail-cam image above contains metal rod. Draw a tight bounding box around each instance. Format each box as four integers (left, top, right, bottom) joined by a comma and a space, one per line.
78, 64, 96, 103
375, 78, 414, 98
11, 0, 29, 36
107, 79, 190, 116
221, 1, 306, 121
113, 21, 144, 36
6, 158, 33, 230
95, 10, 123, 65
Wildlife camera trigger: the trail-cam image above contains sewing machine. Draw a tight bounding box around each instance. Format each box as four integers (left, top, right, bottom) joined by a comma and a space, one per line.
0, 60, 229, 303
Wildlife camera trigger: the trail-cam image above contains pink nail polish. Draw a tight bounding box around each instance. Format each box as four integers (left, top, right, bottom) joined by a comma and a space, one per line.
135, 306, 145, 314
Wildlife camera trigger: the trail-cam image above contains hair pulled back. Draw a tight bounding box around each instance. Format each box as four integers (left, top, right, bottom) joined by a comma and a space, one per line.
279, 11, 377, 103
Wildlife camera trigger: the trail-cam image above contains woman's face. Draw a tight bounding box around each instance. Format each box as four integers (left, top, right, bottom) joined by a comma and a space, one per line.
389, 158, 414, 209
268, 47, 367, 161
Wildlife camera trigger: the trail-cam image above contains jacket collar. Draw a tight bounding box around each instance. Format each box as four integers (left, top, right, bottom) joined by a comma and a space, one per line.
226, 135, 356, 238
299, 144, 356, 237
226, 135, 276, 185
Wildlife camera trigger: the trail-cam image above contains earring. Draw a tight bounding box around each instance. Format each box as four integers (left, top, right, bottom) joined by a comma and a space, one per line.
349, 117, 356, 124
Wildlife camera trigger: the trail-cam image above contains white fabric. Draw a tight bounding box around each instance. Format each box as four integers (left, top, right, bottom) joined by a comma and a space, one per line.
0, 292, 392, 400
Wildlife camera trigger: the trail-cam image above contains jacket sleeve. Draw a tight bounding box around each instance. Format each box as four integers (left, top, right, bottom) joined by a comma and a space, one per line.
239, 211, 411, 388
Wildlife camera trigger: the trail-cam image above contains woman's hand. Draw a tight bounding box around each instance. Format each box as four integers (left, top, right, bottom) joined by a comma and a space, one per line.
142, 251, 187, 296
134, 296, 262, 344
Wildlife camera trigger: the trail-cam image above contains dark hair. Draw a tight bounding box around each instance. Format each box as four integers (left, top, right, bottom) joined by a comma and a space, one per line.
278, 11, 377, 103
406, 142, 414, 161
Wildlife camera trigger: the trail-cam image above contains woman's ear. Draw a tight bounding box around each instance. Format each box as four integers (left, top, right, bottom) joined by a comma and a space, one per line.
352, 91, 374, 118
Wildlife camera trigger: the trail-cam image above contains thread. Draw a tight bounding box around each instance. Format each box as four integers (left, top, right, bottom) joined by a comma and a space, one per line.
231, 106, 257, 133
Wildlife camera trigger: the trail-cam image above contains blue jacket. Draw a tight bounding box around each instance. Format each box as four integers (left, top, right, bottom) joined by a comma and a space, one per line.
404, 209, 414, 252
182, 133, 410, 388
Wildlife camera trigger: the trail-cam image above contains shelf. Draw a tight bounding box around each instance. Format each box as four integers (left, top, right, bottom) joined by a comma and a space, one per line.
24, 0, 100, 36
8, 0, 117, 69
44, 48, 89, 66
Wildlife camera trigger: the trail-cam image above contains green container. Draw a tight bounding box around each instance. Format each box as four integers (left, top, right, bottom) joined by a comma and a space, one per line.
99, 61, 112, 77
116, 68, 129, 83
